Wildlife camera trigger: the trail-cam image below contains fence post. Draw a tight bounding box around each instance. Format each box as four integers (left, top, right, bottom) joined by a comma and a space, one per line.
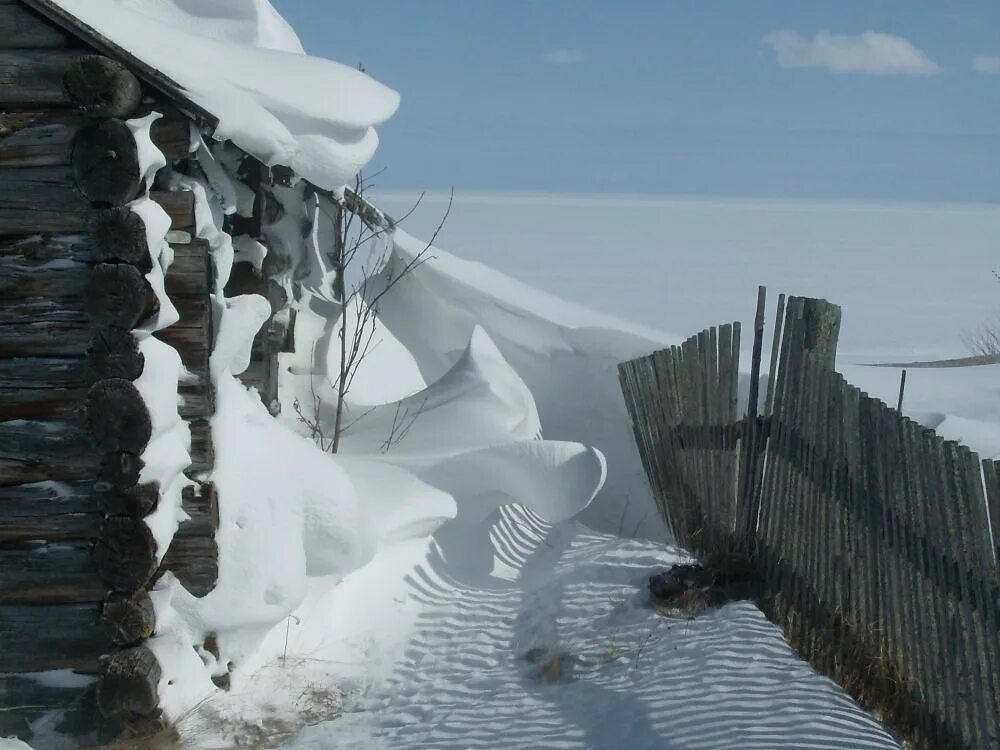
801, 297, 841, 370
736, 286, 767, 554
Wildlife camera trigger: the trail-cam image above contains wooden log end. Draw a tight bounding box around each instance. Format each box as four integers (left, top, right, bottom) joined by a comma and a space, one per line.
89, 328, 145, 381
101, 591, 156, 647
97, 482, 159, 518
85, 379, 152, 454
89, 207, 151, 268
71, 119, 142, 206
64, 55, 143, 119
96, 451, 145, 492
92, 516, 158, 593
85, 263, 159, 331
97, 645, 161, 717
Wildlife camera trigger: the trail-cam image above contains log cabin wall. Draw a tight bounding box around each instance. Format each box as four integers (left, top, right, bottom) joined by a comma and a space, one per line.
0, 0, 220, 743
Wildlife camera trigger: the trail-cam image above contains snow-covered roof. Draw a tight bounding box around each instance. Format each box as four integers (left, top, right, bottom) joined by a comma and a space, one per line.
26, 0, 399, 190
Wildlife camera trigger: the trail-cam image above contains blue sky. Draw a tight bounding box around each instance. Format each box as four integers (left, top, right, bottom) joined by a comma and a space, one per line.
271, 1, 1000, 202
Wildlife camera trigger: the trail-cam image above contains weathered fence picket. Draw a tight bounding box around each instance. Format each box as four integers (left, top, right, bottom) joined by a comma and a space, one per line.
619, 289, 1000, 749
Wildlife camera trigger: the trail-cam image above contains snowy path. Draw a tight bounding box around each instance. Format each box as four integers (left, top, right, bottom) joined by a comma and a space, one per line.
286, 507, 901, 750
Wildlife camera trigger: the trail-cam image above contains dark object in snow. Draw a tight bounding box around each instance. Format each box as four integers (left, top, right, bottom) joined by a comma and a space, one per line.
649, 553, 761, 613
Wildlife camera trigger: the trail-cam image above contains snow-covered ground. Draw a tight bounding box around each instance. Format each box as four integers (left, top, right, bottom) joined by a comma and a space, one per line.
157, 195, 958, 749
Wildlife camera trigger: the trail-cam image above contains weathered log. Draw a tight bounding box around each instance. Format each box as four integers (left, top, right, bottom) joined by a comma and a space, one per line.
0, 385, 86, 420
0, 540, 106, 603
0, 49, 84, 107
63, 54, 143, 118
89, 327, 144, 380
92, 516, 157, 593
89, 206, 150, 267
101, 591, 156, 646
98, 645, 161, 717
179, 372, 214, 419
0, 298, 91, 357
187, 418, 214, 476
96, 482, 159, 518
157, 535, 217, 597
155, 296, 211, 373
0, 121, 72, 166
0, 254, 87, 299
84, 378, 152, 454
71, 118, 141, 205
0, 419, 99, 486
151, 189, 196, 231
0, 115, 190, 168
0, 603, 110, 673
95, 451, 143, 493
0, 233, 92, 263
0, 348, 134, 423
0, 355, 90, 388
177, 481, 218, 537
165, 239, 212, 298
0, 673, 102, 742
85, 262, 159, 330
0, 5, 70, 49
0, 480, 100, 543
0, 165, 193, 236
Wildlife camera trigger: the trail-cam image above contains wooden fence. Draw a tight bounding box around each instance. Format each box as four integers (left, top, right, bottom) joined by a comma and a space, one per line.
619, 290, 1000, 750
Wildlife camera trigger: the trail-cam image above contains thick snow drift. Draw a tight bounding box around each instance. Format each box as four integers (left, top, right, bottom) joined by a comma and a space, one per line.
50, 0, 399, 188
360, 229, 680, 541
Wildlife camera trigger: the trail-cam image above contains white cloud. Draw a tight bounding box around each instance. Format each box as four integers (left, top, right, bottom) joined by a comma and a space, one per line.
762, 30, 941, 76
972, 55, 1000, 74
542, 49, 586, 65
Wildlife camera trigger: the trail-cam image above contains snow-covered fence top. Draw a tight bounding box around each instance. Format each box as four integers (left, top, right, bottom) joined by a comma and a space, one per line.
620, 291, 1000, 750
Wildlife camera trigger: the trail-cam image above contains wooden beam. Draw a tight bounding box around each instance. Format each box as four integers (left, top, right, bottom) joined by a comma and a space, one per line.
187, 418, 214, 476
164, 239, 211, 298
177, 481, 218, 537
0, 166, 194, 236
0, 540, 106, 603
0, 480, 100, 543
0, 298, 90, 357
0, 49, 85, 107
0, 254, 87, 300
0, 603, 110, 673
0, 419, 98, 486
156, 534, 217, 597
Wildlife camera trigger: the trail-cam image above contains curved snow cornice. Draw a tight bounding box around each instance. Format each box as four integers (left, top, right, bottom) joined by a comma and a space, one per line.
31, 0, 400, 190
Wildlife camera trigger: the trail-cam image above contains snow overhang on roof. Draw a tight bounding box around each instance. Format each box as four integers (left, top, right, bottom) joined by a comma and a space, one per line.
23, 0, 400, 190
